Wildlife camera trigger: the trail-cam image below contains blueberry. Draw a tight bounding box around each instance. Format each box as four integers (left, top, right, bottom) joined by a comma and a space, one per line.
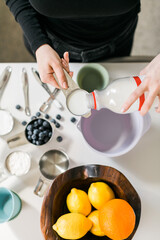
36, 140, 43, 145
49, 132, 52, 138
39, 126, 44, 131
16, 104, 21, 110
71, 117, 76, 123
27, 124, 33, 131
38, 119, 43, 125
27, 135, 32, 141
44, 130, 50, 135
43, 121, 50, 128
55, 123, 60, 128
33, 121, 39, 127
31, 134, 37, 140
38, 137, 44, 141
22, 121, 27, 126
33, 129, 39, 135
39, 132, 45, 139
56, 136, 63, 142
44, 136, 49, 143
56, 114, 61, 120
27, 130, 32, 136
51, 119, 56, 124
36, 112, 41, 117
31, 116, 36, 120
44, 114, 50, 119
32, 140, 36, 145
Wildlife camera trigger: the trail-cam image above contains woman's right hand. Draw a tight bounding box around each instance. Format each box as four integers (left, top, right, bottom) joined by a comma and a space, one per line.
35, 44, 73, 89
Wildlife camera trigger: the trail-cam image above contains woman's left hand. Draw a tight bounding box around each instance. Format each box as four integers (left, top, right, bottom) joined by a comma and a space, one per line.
121, 54, 160, 116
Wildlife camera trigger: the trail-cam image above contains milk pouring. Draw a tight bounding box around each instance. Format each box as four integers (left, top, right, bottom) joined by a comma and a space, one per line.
67, 76, 158, 116
53, 69, 91, 117
67, 89, 90, 116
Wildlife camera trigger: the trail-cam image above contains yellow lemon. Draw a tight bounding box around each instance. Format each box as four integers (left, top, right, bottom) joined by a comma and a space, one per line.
52, 213, 92, 239
66, 188, 91, 216
88, 210, 105, 236
88, 182, 115, 209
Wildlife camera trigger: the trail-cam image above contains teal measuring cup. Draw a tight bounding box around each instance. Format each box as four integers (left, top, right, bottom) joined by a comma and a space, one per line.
0, 187, 22, 223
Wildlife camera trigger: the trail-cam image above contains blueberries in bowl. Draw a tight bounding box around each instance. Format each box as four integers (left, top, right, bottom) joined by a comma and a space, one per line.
25, 118, 52, 146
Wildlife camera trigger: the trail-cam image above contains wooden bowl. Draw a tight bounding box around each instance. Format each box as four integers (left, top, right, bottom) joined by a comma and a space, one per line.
40, 164, 141, 240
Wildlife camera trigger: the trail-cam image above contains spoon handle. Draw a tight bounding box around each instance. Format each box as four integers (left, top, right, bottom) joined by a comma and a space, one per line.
39, 88, 62, 113
0, 66, 12, 100
22, 68, 31, 116
32, 67, 53, 96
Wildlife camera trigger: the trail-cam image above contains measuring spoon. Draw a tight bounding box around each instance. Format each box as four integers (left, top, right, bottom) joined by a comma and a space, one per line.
22, 68, 31, 116
0, 66, 14, 136
32, 68, 63, 110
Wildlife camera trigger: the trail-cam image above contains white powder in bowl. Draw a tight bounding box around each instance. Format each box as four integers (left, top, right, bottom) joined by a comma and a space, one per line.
6, 151, 31, 176
0, 110, 14, 135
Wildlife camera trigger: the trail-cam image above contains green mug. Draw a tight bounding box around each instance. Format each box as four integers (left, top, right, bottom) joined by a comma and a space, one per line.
0, 187, 22, 223
76, 63, 109, 92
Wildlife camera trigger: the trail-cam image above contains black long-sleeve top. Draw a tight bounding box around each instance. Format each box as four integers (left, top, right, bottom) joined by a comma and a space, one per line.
6, 0, 140, 53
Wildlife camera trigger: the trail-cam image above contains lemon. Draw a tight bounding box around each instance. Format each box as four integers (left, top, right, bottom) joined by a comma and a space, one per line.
88, 210, 105, 236
88, 182, 115, 209
52, 213, 92, 239
66, 188, 91, 216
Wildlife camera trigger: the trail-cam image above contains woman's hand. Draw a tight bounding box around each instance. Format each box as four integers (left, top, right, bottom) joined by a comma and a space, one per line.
35, 44, 73, 89
121, 54, 160, 116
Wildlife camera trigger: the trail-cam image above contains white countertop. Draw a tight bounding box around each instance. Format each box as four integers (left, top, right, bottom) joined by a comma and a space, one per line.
0, 62, 160, 240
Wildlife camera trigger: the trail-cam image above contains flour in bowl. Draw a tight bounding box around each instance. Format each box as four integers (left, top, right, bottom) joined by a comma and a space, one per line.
6, 151, 31, 176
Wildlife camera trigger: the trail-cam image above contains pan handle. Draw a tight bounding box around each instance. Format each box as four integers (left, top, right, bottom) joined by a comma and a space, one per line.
34, 177, 49, 197
7, 131, 28, 148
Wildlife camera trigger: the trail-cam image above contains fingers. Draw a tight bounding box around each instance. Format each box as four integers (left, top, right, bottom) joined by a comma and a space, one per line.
140, 68, 147, 76
139, 61, 151, 76
41, 60, 69, 89
61, 58, 70, 73
63, 52, 69, 63
155, 95, 160, 113
140, 90, 158, 116
44, 73, 60, 88
69, 71, 74, 77
38, 64, 60, 88
121, 84, 146, 113
53, 63, 68, 89
62, 52, 74, 78
36, 45, 69, 89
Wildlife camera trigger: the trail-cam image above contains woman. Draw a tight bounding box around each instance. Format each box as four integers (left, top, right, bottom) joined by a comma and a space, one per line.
6, 0, 160, 115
